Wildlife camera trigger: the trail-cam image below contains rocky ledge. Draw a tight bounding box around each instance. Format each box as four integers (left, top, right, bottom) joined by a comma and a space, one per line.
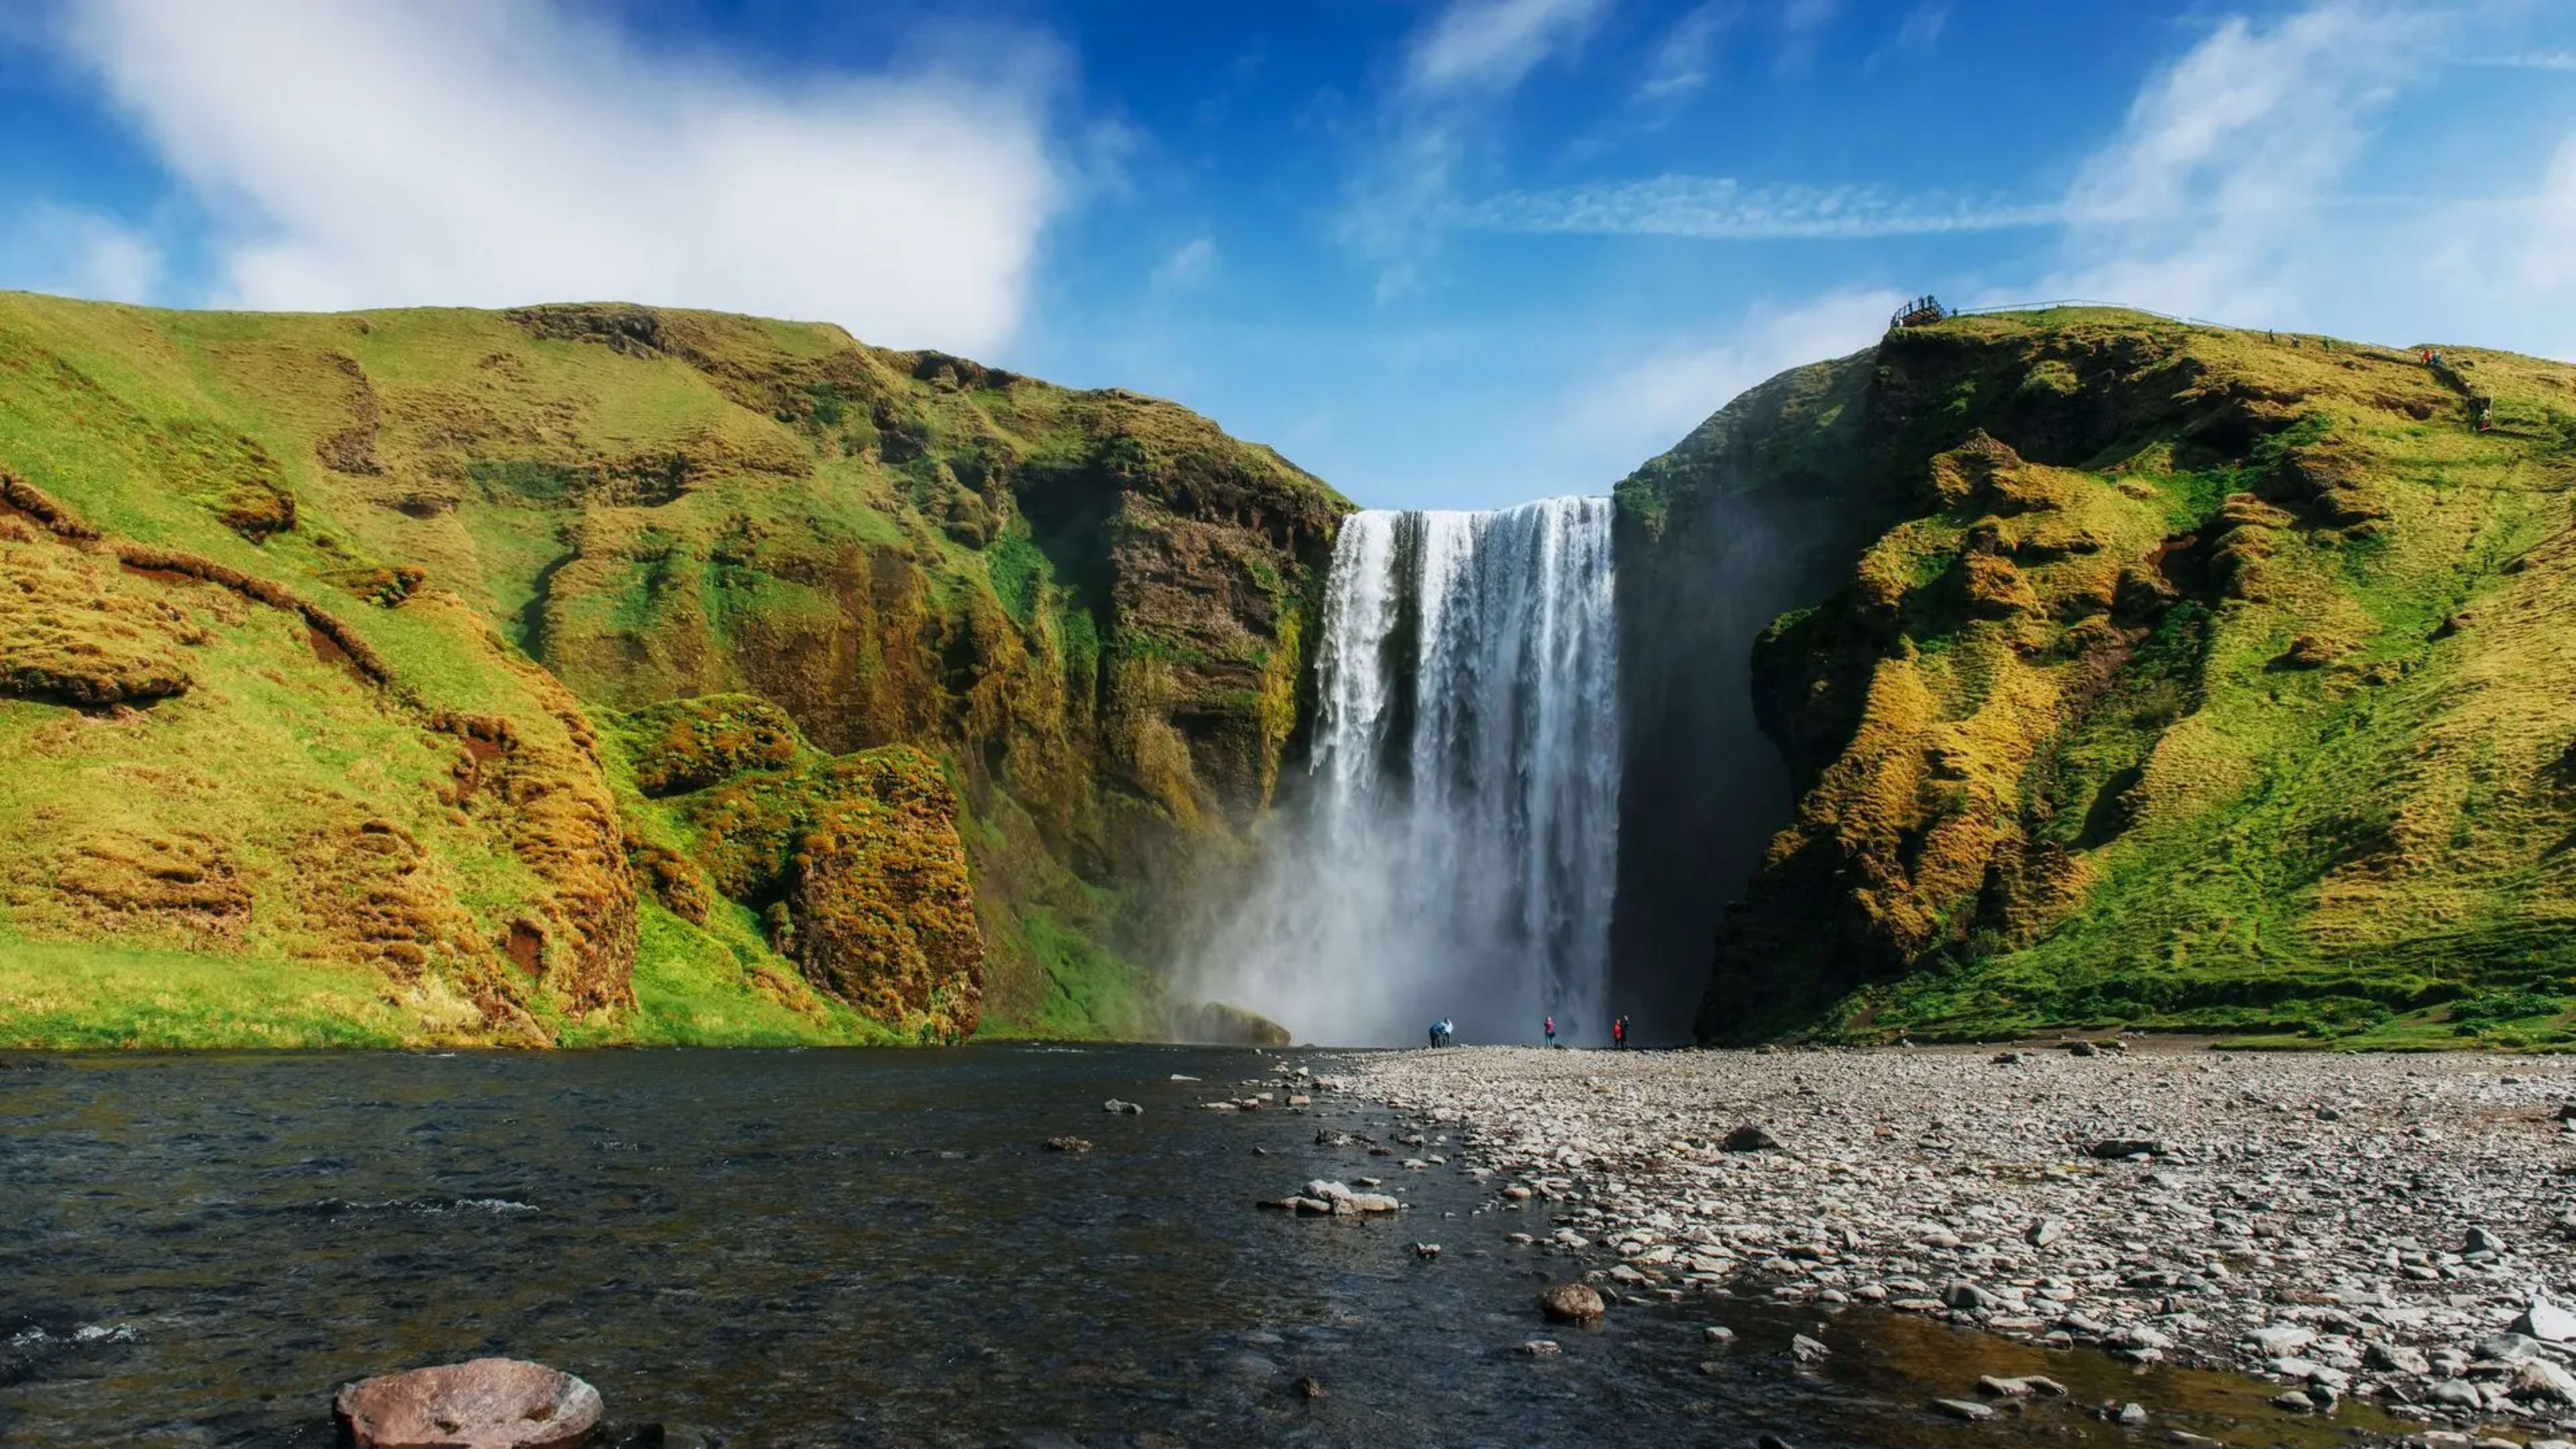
1358, 1040, 2576, 1437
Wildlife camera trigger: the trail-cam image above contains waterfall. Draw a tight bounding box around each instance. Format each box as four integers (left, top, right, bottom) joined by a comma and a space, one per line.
1193, 496, 1621, 1046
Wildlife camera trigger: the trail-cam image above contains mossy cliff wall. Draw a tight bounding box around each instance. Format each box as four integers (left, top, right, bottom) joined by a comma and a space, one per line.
1618, 309, 2576, 1047
0, 292, 1345, 1046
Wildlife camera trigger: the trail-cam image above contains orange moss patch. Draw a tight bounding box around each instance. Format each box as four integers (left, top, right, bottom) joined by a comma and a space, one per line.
781, 747, 983, 1040
622, 693, 800, 798
1, 540, 204, 706
52, 830, 253, 946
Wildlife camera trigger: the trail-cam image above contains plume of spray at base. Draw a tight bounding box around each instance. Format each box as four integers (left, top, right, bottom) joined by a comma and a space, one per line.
1185, 496, 1621, 1046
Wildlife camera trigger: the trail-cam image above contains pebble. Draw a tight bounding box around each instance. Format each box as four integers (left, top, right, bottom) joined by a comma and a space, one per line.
1348, 1042, 2576, 1431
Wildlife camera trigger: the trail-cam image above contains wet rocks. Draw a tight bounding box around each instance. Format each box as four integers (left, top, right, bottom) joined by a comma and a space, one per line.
334, 1358, 602, 1449
1788, 1334, 1831, 1364
1258, 1179, 1401, 1216
1538, 1283, 1605, 1323
1932, 1397, 1996, 1421
1352, 1042, 2576, 1430
1042, 1136, 1093, 1152
1102, 1099, 1143, 1115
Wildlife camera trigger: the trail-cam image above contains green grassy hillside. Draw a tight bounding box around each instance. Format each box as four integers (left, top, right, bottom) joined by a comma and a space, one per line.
0, 292, 1346, 1047
1632, 309, 2576, 1049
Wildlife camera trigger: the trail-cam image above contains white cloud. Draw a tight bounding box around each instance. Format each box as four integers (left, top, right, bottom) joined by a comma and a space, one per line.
2012, 0, 2576, 360
1406, 0, 1606, 98
1564, 288, 1902, 463
1152, 235, 1217, 289
52, 0, 1073, 352
1775, 0, 1840, 72
2029, 2, 2432, 327
1464, 174, 2057, 238
0, 201, 162, 302
1866, 1, 1949, 66
1339, 0, 1606, 297
2455, 50, 2576, 68
1634, 2, 1735, 103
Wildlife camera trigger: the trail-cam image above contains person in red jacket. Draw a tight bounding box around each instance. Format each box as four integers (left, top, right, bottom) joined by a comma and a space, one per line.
1611, 1016, 1625, 1049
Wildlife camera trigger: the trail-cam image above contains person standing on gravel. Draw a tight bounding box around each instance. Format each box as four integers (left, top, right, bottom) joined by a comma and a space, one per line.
1544, 1016, 1556, 1044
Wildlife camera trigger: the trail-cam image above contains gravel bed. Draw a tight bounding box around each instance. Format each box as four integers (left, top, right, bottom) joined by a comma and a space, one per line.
1351, 1039, 2576, 1441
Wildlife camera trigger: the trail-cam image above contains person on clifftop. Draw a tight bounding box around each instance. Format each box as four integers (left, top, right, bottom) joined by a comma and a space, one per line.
1611, 1016, 1625, 1050
1544, 1016, 1556, 1044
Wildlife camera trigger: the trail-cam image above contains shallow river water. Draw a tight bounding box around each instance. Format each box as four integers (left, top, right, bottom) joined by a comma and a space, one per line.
1, 1046, 2408, 1446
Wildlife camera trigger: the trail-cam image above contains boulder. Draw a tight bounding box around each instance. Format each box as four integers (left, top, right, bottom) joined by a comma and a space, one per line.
334, 1359, 602, 1449
1539, 1283, 1606, 1323
1721, 1124, 1782, 1152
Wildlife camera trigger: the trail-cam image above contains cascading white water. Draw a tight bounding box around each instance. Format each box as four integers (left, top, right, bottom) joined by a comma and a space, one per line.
1191, 496, 1621, 1045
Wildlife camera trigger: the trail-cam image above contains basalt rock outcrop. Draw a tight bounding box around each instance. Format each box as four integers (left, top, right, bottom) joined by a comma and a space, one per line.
0, 292, 1346, 1046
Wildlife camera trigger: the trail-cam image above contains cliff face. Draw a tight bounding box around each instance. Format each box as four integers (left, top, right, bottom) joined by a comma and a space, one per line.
1626, 309, 2576, 1047
0, 292, 1344, 1046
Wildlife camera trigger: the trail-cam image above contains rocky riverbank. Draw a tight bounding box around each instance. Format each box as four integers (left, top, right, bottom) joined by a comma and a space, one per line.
1352, 1040, 2576, 1441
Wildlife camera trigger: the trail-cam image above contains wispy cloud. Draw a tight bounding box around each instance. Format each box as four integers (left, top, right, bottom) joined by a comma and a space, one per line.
2453, 50, 2576, 69
1863, 1, 1949, 69
2018, 0, 2576, 362
2037, 1, 2436, 326
1774, 0, 1840, 73
1405, 0, 1606, 98
1633, 2, 1735, 103
1462, 174, 2057, 238
1152, 235, 1218, 289
0, 201, 162, 303
47, 0, 1077, 352
1562, 288, 1902, 462
1339, 0, 1606, 297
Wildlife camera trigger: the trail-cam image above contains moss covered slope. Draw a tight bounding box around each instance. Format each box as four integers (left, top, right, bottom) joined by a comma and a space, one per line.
0, 292, 1346, 1046
1629, 309, 2576, 1047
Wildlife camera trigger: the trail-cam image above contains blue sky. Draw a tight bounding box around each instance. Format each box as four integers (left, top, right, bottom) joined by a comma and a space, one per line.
4, 1, 2574, 510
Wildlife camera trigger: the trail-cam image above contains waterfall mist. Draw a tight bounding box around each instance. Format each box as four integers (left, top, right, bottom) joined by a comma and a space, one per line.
1189, 496, 1621, 1046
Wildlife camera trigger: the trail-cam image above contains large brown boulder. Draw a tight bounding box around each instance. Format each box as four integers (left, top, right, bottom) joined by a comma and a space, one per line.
333, 1358, 602, 1448
1539, 1282, 1607, 1323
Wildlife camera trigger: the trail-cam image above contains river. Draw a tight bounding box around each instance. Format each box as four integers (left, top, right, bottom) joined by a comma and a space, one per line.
0, 1046, 2404, 1446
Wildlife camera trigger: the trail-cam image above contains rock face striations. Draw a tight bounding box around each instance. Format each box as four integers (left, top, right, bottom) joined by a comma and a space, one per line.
0, 293, 1345, 1045
1617, 309, 2576, 1045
